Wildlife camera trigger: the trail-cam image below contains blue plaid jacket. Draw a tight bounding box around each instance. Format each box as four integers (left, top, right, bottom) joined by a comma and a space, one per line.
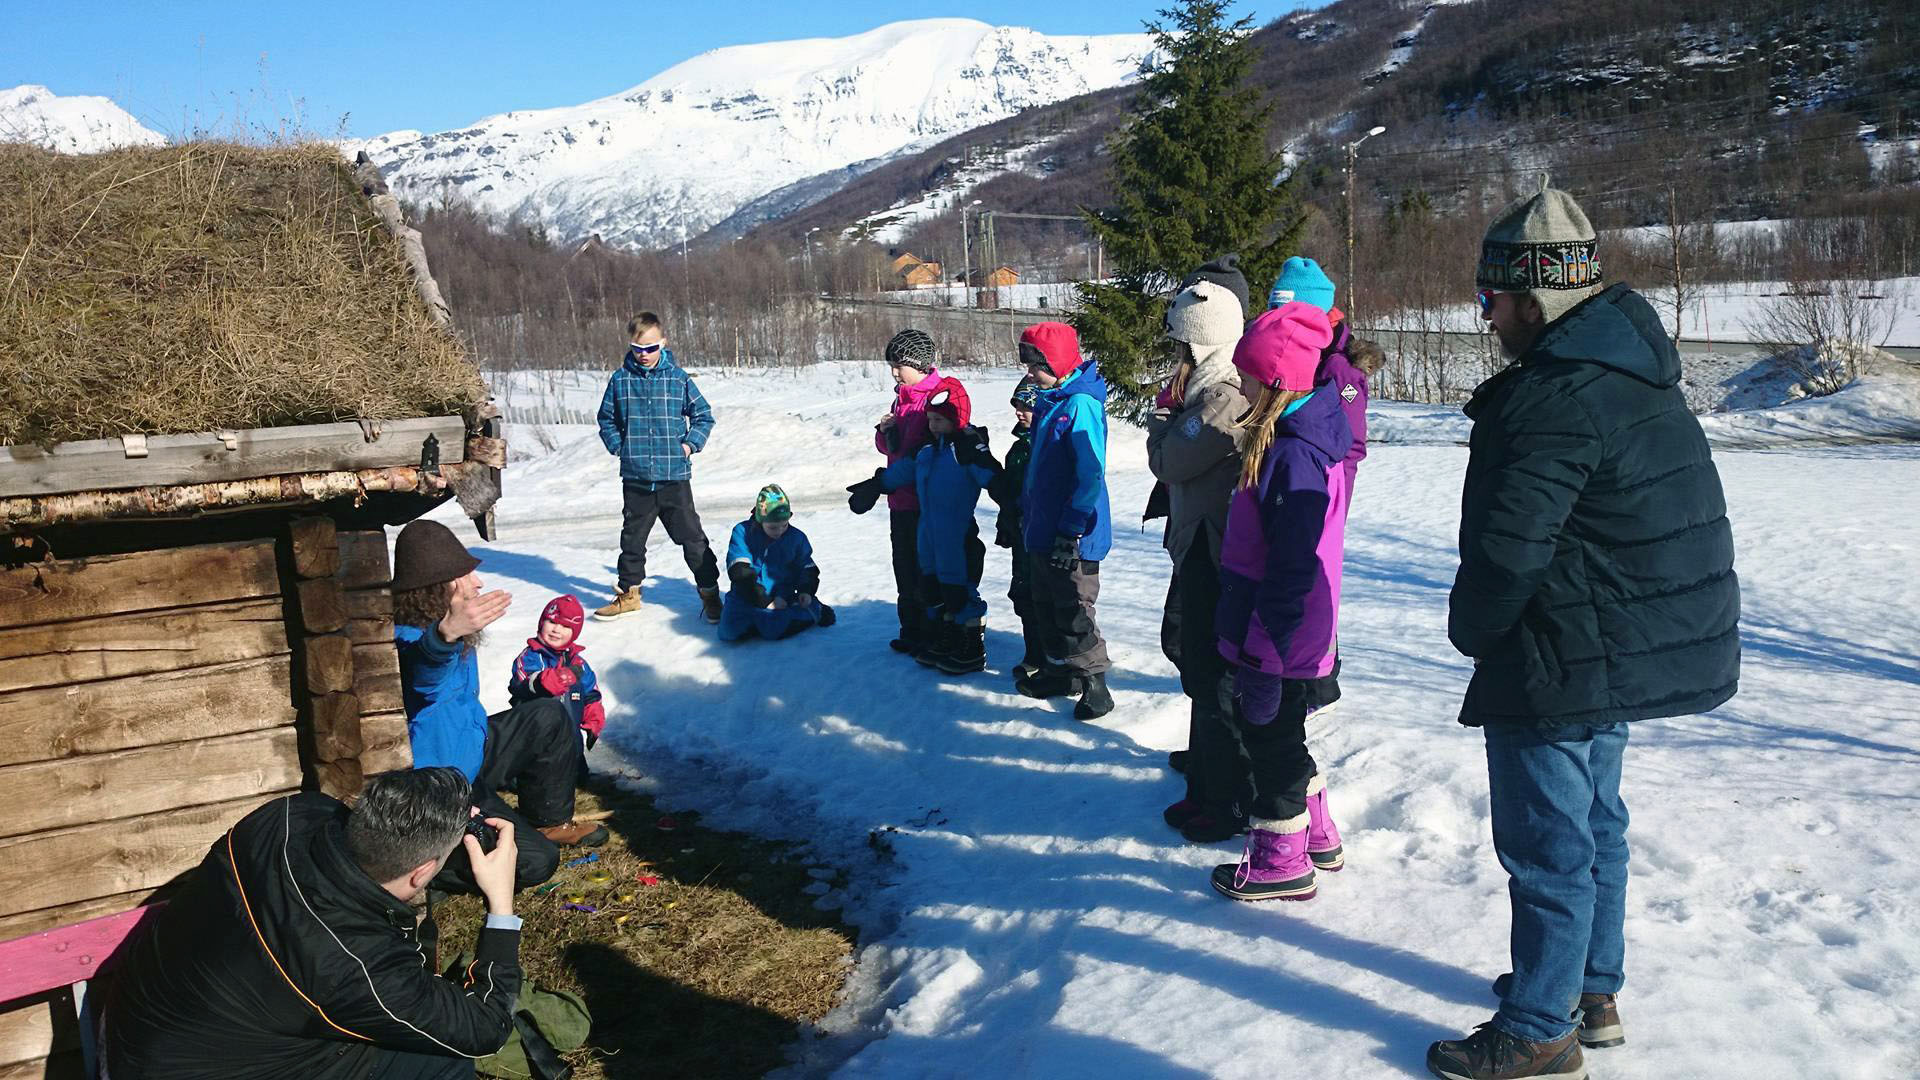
597, 347, 715, 485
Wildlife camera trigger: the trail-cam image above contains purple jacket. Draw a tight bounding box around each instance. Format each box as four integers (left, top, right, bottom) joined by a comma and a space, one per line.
1319, 320, 1369, 493
1214, 387, 1353, 679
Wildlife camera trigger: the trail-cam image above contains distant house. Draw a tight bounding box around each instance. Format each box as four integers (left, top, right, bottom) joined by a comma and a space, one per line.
889, 252, 924, 274
572, 233, 609, 259
961, 265, 1020, 288
901, 260, 944, 288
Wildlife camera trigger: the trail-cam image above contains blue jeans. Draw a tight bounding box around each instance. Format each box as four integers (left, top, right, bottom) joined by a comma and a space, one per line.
1484, 722, 1630, 1043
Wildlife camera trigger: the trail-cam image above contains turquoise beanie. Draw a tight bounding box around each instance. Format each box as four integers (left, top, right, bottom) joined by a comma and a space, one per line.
1267, 256, 1337, 313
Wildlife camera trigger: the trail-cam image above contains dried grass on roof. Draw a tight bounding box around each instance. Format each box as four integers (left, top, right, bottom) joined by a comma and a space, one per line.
0, 141, 484, 445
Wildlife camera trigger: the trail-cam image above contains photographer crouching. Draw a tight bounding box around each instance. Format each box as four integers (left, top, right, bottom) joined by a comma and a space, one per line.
103, 769, 523, 1079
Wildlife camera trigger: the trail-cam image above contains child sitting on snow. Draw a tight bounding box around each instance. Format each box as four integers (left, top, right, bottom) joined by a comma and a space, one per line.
507, 594, 607, 754
720, 485, 836, 643
847, 381, 1001, 675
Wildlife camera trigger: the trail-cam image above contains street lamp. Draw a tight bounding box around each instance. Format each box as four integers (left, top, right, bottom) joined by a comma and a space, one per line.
805, 226, 820, 282
1346, 125, 1386, 326
961, 198, 983, 308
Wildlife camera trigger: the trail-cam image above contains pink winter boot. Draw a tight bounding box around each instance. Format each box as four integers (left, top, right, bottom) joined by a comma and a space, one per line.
1305, 773, 1344, 871
1211, 812, 1316, 902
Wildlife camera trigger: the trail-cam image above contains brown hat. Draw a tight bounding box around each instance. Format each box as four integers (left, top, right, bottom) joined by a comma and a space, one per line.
391, 519, 480, 593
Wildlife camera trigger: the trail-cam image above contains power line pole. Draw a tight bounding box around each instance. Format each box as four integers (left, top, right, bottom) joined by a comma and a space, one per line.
1346, 126, 1386, 324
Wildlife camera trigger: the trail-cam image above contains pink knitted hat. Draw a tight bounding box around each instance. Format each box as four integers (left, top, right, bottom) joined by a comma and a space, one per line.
1231, 302, 1333, 392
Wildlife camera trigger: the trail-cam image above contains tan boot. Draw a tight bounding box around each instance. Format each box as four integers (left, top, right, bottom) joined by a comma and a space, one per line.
538, 820, 609, 847
593, 586, 643, 621
698, 586, 724, 624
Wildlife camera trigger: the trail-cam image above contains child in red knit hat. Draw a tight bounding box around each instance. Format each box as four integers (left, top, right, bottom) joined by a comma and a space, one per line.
508, 595, 607, 758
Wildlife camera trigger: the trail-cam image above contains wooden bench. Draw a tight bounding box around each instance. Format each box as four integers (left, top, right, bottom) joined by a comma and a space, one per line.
0, 905, 164, 1080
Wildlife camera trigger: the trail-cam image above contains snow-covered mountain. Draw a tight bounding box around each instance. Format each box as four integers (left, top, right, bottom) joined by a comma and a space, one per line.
0, 84, 165, 153
350, 19, 1154, 250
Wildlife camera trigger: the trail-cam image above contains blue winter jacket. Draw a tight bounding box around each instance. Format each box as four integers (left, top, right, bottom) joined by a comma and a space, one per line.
507, 639, 602, 730
1022, 361, 1112, 560
394, 623, 487, 781
725, 520, 819, 601
597, 347, 715, 486
881, 431, 998, 585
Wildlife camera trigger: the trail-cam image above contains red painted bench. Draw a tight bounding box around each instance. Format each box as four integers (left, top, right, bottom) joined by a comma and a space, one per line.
0, 905, 165, 1078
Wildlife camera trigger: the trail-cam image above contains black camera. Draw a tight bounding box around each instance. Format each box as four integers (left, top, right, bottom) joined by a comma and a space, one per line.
464, 816, 499, 853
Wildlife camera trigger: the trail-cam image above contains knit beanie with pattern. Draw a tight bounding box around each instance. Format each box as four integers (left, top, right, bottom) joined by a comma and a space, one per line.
884, 328, 939, 372
1477, 183, 1603, 325
753, 484, 793, 523
1167, 254, 1250, 348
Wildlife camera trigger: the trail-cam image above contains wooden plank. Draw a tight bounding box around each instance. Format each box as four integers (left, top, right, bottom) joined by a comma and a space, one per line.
295, 578, 348, 634
0, 890, 156, 943
315, 758, 363, 801
346, 594, 394, 645
0, 791, 295, 918
0, 656, 295, 768
0, 540, 279, 631
0, 598, 288, 694
0, 1051, 83, 1080
287, 516, 340, 579
359, 710, 412, 776
0, 728, 302, 840
337, 530, 392, 590
308, 692, 362, 763
0, 906, 164, 1003
304, 635, 354, 695
0, 416, 468, 500
353, 643, 403, 714
0, 994, 69, 1069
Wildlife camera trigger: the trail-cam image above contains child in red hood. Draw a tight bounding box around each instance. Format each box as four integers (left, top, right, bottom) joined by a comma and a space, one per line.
508, 595, 606, 753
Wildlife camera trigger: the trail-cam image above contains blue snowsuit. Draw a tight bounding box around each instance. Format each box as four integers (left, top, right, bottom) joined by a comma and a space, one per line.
1022, 361, 1113, 560
596, 347, 714, 486
880, 431, 997, 623
720, 520, 826, 642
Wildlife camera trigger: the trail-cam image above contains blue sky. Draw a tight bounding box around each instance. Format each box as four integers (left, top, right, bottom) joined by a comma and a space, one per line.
3, 1, 1303, 139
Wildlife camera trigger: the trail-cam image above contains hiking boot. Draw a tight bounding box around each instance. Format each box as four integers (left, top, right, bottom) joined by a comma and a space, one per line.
1489, 977, 1624, 1049
1180, 804, 1248, 844
937, 624, 986, 675
1426, 1023, 1586, 1080
1574, 994, 1624, 1049
593, 586, 644, 621
1015, 666, 1077, 699
916, 620, 955, 668
698, 587, 724, 624
1305, 773, 1344, 871
1073, 672, 1114, 720
1211, 813, 1316, 901
538, 820, 609, 847
817, 603, 837, 628
1016, 623, 1046, 680
1163, 798, 1203, 831
1167, 749, 1190, 774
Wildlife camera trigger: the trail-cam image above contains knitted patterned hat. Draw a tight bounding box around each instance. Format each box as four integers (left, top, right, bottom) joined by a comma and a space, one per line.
884, 328, 938, 372
540, 595, 585, 637
1268, 256, 1336, 312
925, 378, 973, 429
1478, 182, 1603, 325
1010, 377, 1040, 409
1178, 254, 1250, 316
1167, 254, 1249, 348
753, 484, 792, 523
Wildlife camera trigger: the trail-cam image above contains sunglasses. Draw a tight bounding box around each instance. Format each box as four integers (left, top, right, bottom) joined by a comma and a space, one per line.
633, 342, 663, 355
1476, 289, 1518, 317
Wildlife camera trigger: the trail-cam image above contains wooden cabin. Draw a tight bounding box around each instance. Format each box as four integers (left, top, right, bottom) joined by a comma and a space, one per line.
888, 251, 924, 274
900, 261, 944, 289
0, 143, 499, 1079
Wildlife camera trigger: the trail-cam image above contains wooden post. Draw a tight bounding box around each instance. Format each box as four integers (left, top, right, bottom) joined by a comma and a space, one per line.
282, 518, 366, 800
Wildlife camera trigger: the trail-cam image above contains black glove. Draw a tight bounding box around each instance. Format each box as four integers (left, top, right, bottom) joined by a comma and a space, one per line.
953, 426, 996, 470
796, 565, 821, 596
728, 561, 772, 608
1049, 534, 1081, 572
580, 727, 598, 753
994, 516, 1017, 549
847, 470, 886, 515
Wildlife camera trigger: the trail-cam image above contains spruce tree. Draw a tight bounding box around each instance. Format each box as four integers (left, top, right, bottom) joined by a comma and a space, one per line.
1073, 0, 1305, 417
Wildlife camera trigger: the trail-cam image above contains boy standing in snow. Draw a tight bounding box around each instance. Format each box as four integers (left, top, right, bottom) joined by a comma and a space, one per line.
990, 378, 1043, 678
720, 484, 836, 643
508, 595, 606, 756
1428, 187, 1738, 1080
595, 311, 723, 624
848, 382, 1000, 674
1016, 322, 1114, 719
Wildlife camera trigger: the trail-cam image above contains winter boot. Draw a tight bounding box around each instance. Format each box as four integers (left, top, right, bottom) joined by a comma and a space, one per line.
1163, 799, 1203, 831
698, 587, 724, 624
1015, 665, 1077, 699
593, 586, 644, 622
1426, 1023, 1586, 1080
937, 623, 986, 675
1305, 773, 1345, 871
817, 603, 837, 628
1489, 976, 1623, 1049
1073, 672, 1114, 720
537, 820, 610, 848
1210, 813, 1316, 901
915, 619, 955, 669
1167, 749, 1190, 774
1016, 620, 1047, 680
1180, 803, 1248, 844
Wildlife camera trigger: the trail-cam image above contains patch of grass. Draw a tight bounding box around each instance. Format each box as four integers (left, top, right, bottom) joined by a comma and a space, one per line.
435, 781, 856, 1079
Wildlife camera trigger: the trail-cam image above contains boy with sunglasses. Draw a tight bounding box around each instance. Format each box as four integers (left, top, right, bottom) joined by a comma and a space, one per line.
595, 311, 723, 623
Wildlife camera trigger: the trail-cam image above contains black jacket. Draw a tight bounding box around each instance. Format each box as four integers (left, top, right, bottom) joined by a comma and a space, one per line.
1450, 284, 1740, 729
103, 793, 520, 1079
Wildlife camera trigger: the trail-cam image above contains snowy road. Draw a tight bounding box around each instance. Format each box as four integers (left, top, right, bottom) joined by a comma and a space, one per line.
440, 366, 1919, 1079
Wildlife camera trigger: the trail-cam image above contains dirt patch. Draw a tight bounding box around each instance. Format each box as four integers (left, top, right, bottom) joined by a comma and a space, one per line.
433, 781, 857, 1079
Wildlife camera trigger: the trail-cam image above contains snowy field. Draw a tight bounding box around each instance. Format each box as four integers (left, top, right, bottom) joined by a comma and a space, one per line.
432, 363, 1920, 1079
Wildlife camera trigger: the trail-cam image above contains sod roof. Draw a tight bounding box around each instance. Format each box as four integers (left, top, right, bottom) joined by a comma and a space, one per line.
0, 142, 484, 446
